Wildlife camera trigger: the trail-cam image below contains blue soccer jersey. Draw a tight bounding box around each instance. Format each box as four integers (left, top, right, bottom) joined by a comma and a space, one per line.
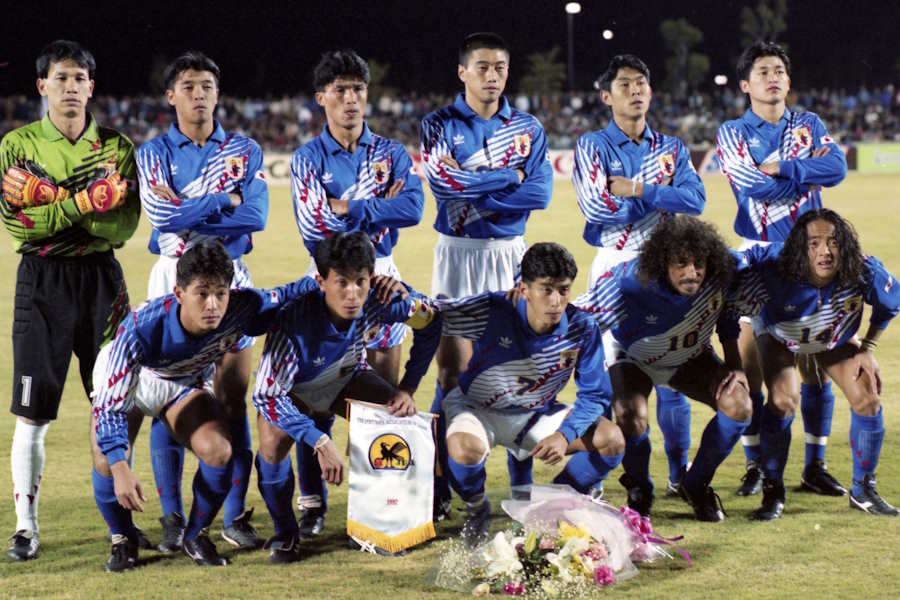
290, 124, 424, 258
93, 278, 315, 464
419, 94, 553, 238
574, 259, 741, 368
432, 293, 610, 443
573, 122, 705, 251
733, 244, 900, 353
717, 109, 846, 242
252, 286, 437, 448
136, 122, 269, 258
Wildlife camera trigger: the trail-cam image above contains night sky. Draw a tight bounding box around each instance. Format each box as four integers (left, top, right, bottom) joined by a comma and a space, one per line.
1, 0, 896, 97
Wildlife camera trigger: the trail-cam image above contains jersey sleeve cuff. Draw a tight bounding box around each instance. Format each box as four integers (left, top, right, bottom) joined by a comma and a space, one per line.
104, 448, 128, 466
640, 183, 658, 205
300, 427, 328, 449
556, 424, 578, 444
346, 199, 367, 222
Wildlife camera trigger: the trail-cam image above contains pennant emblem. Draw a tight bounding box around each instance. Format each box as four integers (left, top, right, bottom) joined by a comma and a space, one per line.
369, 433, 412, 470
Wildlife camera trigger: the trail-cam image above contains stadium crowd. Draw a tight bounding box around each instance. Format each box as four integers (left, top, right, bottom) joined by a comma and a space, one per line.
1, 85, 898, 152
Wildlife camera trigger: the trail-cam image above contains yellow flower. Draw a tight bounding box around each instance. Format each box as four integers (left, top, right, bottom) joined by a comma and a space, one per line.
557, 521, 590, 542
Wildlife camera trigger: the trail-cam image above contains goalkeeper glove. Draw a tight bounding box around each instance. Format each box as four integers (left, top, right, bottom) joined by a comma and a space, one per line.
2, 161, 69, 208
73, 169, 128, 214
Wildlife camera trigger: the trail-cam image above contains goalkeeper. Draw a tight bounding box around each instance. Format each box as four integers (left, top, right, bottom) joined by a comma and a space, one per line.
1, 40, 140, 562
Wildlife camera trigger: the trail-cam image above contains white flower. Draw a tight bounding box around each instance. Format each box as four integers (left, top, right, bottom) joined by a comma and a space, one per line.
545, 537, 591, 583
479, 532, 523, 578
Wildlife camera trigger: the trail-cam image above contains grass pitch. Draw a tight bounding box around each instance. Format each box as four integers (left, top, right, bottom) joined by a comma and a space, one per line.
0, 174, 898, 599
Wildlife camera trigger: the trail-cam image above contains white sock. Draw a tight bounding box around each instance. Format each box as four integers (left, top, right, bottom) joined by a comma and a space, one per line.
11, 420, 49, 534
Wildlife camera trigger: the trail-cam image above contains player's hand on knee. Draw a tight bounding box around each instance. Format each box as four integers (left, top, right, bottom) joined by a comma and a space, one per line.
716, 369, 749, 401
370, 274, 408, 303
530, 432, 568, 465
315, 439, 345, 485
438, 155, 460, 170
110, 462, 146, 512
853, 349, 881, 396
387, 389, 416, 416
74, 170, 128, 214
384, 179, 405, 199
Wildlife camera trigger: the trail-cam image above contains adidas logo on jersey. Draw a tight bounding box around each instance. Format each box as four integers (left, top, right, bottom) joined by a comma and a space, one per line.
313, 356, 326, 367
610, 159, 623, 171
498, 336, 512, 348
453, 134, 465, 146
784, 304, 796, 312
748, 137, 762, 148
170, 163, 179, 174
322, 171, 334, 183
644, 314, 658, 324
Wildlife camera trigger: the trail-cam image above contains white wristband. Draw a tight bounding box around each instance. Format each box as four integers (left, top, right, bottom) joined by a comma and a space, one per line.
313, 433, 330, 451
631, 179, 637, 197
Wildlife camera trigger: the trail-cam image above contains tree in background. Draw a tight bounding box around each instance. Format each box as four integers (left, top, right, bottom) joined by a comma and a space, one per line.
659, 18, 710, 100
740, 0, 789, 45
519, 47, 566, 95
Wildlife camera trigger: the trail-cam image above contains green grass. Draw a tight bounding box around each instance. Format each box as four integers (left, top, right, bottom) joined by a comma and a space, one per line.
0, 174, 899, 599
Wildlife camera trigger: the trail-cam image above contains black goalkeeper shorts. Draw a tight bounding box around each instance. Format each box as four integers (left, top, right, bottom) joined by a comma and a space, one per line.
11, 251, 130, 421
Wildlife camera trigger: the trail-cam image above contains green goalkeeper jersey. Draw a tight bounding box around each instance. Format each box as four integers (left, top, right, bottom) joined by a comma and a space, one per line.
0, 113, 140, 256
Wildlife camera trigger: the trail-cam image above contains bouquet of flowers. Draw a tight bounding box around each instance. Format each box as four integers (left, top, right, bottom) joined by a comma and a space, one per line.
431, 485, 689, 598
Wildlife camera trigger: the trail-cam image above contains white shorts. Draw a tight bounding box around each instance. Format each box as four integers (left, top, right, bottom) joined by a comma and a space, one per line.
737, 239, 771, 325
92, 344, 215, 418
431, 234, 526, 298
602, 332, 676, 386
587, 246, 639, 289
443, 387, 570, 461
306, 254, 408, 349
147, 255, 255, 351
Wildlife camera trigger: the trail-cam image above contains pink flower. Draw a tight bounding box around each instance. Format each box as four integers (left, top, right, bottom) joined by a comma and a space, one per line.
594, 565, 616, 587
502, 582, 526, 596
620, 506, 654, 542
539, 536, 557, 551
588, 542, 608, 560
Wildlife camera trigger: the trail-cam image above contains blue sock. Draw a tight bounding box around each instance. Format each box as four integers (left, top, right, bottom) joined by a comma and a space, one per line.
849, 408, 884, 496
759, 407, 794, 482
430, 383, 452, 503
447, 455, 486, 502
656, 386, 691, 482
150, 418, 184, 516
742, 391, 765, 463
256, 454, 299, 536
184, 460, 233, 541
553, 451, 624, 494
622, 426, 653, 490
684, 411, 749, 493
92, 469, 135, 537
507, 451, 533, 494
801, 382, 834, 466
223, 416, 252, 526
296, 415, 333, 510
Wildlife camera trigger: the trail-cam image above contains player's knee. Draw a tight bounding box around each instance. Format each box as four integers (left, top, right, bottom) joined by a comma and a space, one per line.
719, 387, 752, 422
592, 421, 625, 456
613, 400, 647, 438
447, 432, 487, 465
256, 420, 291, 464
194, 435, 232, 467
769, 388, 799, 415
848, 388, 880, 417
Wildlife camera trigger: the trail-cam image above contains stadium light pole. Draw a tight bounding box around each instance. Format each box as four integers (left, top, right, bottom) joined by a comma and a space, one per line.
565, 2, 581, 90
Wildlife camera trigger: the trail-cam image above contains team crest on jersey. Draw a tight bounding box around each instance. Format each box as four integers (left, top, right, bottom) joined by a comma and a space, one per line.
513, 134, 531, 158
843, 295, 863, 313
369, 433, 412, 470
225, 156, 244, 179
372, 161, 389, 185
364, 326, 381, 343
792, 127, 812, 148
708, 291, 723, 312
657, 153, 676, 177
559, 349, 579, 368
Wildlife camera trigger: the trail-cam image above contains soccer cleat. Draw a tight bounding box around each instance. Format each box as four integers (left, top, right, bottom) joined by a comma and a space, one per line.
752, 479, 786, 521
297, 506, 326, 539
460, 499, 491, 547
849, 475, 899, 516
736, 462, 764, 496
619, 473, 654, 517
157, 512, 186, 553
666, 466, 686, 497
801, 460, 847, 496
106, 525, 153, 550
7, 530, 39, 561
222, 507, 261, 549
433, 496, 452, 522
182, 529, 227, 566
263, 532, 301, 564
105, 534, 138, 572
679, 482, 726, 522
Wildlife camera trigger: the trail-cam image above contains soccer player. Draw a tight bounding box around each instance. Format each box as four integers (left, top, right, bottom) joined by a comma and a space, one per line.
576, 216, 752, 521
290, 49, 425, 536
428, 242, 620, 545
419, 32, 553, 508
91, 242, 319, 570
573, 54, 706, 504
0, 40, 139, 561
136, 52, 268, 551
717, 41, 848, 497
252, 232, 437, 564
734, 209, 899, 519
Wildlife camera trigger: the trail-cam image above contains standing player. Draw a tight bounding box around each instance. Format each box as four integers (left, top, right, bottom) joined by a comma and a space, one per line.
419, 32, 553, 507
290, 50, 424, 536
717, 41, 848, 497
576, 216, 752, 521
1, 40, 139, 561
91, 242, 316, 570
252, 232, 437, 563
734, 209, 899, 519
428, 243, 621, 545
136, 52, 268, 551
573, 54, 706, 505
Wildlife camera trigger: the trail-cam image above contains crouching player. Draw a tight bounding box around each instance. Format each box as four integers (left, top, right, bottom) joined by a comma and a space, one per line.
90, 242, 315, 571
736, 209, 900, 519
252, 232, 437, 564
427, 243, 622, 546
576, 216, 752, 521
